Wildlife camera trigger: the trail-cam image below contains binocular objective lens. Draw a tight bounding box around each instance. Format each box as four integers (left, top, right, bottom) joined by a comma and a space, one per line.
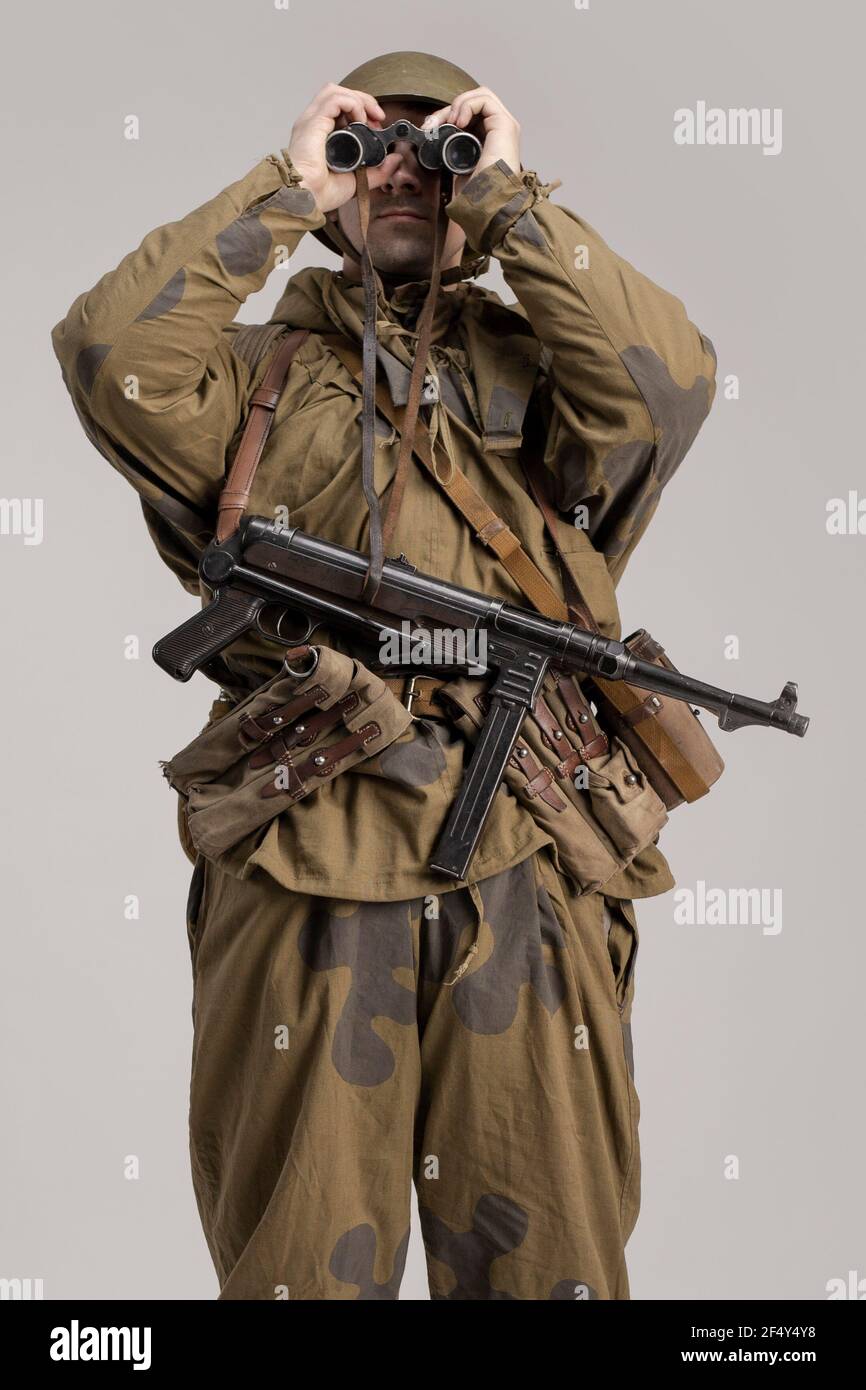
442, 132, 481, 174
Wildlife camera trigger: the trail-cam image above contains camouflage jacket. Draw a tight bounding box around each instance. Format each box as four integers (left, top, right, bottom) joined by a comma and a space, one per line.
51, 148, 717, 900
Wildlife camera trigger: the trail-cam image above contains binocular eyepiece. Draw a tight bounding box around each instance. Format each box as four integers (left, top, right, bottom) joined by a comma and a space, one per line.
325, 119, 481, 177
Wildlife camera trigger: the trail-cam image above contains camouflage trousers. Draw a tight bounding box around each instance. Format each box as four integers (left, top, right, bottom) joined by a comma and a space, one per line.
184, 846, 641, 1300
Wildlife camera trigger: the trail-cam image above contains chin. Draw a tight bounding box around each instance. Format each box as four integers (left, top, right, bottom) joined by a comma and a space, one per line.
374, 256, 434, 281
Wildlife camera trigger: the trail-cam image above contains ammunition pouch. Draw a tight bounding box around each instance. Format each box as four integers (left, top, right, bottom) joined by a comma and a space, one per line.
161, 644, 413, 862
438, 667, 670, 894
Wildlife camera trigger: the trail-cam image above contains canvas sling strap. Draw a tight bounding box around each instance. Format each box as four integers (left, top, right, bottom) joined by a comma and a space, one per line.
319, 332, 710, 801
216, 327, 311, 544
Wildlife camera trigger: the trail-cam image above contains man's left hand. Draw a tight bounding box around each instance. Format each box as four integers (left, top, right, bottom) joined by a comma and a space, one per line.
422, 87, 522, 197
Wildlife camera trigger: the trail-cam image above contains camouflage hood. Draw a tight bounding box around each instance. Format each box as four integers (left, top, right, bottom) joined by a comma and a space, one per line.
270, 264, 478, 365
267, 262, 542, 476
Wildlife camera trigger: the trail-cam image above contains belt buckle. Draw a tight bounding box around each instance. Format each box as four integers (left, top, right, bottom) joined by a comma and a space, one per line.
403, 674, 420, 713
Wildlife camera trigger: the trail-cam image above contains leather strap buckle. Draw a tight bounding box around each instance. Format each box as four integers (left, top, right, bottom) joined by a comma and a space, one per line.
403, 674, 419, 713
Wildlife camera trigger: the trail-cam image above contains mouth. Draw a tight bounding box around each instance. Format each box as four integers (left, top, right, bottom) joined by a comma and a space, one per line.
376, 209, 429, 223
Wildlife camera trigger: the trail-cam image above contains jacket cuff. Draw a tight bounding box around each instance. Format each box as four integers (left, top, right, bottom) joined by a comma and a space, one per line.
274, 147, 309, 189
446, 160, 555, 255
241, 150, 324, 224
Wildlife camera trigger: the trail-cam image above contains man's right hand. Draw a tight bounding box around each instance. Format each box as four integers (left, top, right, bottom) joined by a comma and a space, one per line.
287, 83, 402, 213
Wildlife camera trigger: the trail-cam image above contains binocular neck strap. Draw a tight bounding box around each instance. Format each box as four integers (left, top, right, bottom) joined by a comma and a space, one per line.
353, 165, 450, 604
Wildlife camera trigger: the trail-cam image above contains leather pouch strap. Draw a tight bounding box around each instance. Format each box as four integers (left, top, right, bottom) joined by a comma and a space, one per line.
260, 721, 382, 800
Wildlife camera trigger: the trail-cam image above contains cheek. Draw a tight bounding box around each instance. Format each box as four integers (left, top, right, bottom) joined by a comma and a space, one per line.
336, 204, 360, 241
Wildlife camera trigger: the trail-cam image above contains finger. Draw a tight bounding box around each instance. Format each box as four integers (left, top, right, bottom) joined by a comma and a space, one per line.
450, 94, 500, 128
421, 105, 452, 132
355, 88, 388, 124
435, 87, 490, 124
315, 86, 385, 128
312, 91, 367, 128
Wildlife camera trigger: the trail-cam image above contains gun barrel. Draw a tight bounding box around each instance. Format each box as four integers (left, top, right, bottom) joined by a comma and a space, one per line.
615, 656, 810, 737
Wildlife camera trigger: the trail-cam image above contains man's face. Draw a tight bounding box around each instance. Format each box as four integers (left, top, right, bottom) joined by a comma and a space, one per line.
331, 99, 472, 281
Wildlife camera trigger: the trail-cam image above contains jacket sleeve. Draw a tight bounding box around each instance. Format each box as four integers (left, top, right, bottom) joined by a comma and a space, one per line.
51, 149, 325, 577
446, 160, 717, 585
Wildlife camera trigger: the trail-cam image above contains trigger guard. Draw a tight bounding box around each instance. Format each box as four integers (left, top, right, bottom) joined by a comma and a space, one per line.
255, 606, 314, 646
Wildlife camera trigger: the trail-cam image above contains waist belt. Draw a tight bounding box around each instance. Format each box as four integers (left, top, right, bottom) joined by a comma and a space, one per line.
381, 672, 451, 719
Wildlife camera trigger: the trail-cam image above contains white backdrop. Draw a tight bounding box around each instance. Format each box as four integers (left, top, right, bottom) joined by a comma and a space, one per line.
1, 0, 862, 1300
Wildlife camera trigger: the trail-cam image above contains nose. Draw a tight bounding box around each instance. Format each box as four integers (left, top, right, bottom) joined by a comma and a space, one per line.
381, 139, 423, 192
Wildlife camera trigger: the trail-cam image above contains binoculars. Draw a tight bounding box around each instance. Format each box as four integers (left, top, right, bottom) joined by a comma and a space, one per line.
325, 119, 482, 176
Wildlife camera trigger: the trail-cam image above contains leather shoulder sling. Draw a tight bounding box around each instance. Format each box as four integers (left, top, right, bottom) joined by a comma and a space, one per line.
216, 327, 310, 544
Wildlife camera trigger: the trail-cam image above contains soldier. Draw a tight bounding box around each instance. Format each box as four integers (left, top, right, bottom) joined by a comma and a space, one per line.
52, 51, 716, 1300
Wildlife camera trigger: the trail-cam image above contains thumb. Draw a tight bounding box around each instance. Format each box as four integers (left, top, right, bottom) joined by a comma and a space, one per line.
365, 150, 402, 189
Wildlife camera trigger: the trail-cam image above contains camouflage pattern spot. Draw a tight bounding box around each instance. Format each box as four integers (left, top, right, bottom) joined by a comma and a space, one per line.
550, 434, 590, 511
552, 429, 657, 560
329, 1223, 409, 1300
75, 343, 112, 396
422, 859, 566, 1034
488, 190, 533, 244
485, 383, 528, 443
599, 475, 659, 559
621, 345, 713, 487
420, 880, 477, 983
549, 1278, 600, 1300
377, 724, 446, 788
510, 209, 546, 248
421, 1194, 528, 1299
459, 162, 507, 205
600, 437, 656, 495
135, 267, 186, 321
260, 184, 317, 218
297, 900, 415, 1086
423, 1193, 600, 1301
216, 212, 272, 278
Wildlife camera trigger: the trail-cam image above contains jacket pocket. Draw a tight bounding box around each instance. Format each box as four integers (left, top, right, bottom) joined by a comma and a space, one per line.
603, 894, 639, 1016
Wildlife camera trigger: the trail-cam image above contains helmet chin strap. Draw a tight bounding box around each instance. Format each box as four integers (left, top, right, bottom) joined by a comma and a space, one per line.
335, 167, 454, 603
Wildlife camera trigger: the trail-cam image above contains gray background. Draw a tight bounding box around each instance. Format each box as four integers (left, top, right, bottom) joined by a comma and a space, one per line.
2, 0, 863, 1300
